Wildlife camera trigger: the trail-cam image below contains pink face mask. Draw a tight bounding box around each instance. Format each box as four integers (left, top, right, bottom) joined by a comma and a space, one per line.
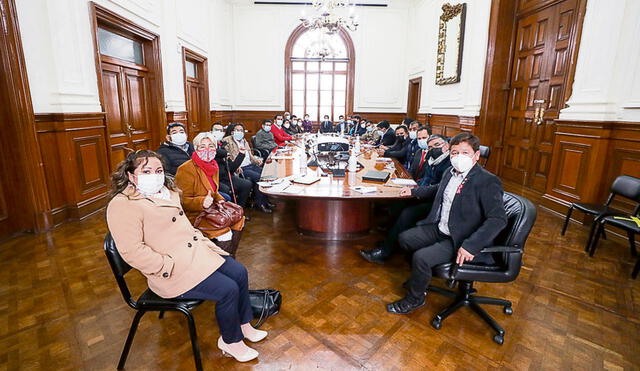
197, 149, 216, 162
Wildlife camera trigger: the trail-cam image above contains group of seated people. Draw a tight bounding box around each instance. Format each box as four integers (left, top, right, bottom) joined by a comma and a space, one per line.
106, 111, 507, 363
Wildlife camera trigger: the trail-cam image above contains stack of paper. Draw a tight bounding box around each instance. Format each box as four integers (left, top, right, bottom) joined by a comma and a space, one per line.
390, 178, 417, 186
350, 186, 377, 194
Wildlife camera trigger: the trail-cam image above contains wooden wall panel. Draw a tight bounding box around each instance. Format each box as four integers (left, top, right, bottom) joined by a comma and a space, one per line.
352, 112, 406, 126
35, 113, 110, 225
427, 114, 478, 138
166, 111, 188, 125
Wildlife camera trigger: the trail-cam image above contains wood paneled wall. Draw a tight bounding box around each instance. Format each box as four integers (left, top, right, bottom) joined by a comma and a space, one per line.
542, 120, 640, 215
35, 113, 110, 226
417, 113, 479, 137
166, 111, 188, 125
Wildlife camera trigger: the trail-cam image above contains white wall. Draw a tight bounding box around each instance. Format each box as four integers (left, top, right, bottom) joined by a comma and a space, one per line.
560, 0, 640, 122
406, 0, 491, 117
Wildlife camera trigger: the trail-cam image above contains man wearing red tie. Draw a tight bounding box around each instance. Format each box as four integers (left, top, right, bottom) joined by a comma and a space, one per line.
271, 114, 293, 147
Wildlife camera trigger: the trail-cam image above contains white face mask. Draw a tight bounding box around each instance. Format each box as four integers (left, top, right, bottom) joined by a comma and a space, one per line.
276, 120, 283, 126
136, 173, 165, 195
451, 154, 474, 173
170, 132, 187, 146
409, 131, 417, 140
211, 131, 224, 142
232, 131, 244, 141
284, 123, 290, 128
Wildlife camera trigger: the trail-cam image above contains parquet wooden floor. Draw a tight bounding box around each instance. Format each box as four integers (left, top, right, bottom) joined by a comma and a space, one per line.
1, 199, 639, 370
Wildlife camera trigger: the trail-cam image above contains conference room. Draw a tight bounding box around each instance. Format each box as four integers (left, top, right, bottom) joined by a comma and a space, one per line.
0, 0, 638, 369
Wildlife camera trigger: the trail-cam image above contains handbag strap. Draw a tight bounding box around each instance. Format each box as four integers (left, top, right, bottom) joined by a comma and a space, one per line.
252, 290, 270, 329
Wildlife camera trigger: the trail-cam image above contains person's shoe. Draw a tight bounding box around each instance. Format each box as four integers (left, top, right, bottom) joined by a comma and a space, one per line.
243, 328, 268, 342
217, 337, 259, 362
258, 204, 273, 214
267, 201, 276, 208
359, 248, 390, 264
386, 296, 425, 315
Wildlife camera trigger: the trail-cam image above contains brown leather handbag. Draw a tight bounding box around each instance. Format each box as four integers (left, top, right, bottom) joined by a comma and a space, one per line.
193, 201, 244, 231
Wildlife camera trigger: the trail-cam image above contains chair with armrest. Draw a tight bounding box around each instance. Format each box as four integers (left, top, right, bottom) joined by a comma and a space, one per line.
428, 192, 537, 345
103, 233, 204, 371
251, 135, 270, 160
560, 175, 640, 252
588, 214, 639, 278
478, 145, 491, 167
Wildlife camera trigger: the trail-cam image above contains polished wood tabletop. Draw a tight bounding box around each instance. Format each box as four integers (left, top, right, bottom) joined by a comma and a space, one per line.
259, 139, 414, 200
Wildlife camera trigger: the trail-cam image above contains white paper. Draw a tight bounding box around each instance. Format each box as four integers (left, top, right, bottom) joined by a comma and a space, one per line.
390, 178, 417, 186
282, 185, 305, 194
350, 186, 377, 194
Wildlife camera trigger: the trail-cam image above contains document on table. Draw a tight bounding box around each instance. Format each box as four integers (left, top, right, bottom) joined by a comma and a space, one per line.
350, 186, 377, 194
390, 178, 417, 186
282, 185, 304, 194
269, 180, 292, 192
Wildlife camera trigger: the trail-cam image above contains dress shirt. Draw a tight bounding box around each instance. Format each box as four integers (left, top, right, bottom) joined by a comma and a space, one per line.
438, 167, 471, 236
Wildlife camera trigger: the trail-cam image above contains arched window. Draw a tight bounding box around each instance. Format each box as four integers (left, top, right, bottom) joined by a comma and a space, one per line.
285, 25, 355, 124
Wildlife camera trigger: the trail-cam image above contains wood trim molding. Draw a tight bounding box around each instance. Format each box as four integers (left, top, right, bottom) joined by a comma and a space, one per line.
166, 111, 188, 124
0, 0, 52, 234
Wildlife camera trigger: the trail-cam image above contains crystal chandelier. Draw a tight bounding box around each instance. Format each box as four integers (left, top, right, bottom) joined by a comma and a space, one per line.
300, 0, 359, 35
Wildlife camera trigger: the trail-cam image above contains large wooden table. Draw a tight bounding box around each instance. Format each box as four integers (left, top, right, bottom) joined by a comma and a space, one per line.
260, 139, 413, 240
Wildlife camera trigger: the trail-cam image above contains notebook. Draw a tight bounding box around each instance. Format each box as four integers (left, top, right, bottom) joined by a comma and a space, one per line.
362, 170, 390, 183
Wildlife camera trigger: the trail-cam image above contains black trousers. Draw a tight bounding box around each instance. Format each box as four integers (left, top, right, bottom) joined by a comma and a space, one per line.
241, 164, 269, 207
220, 175, 251, 207
178, 256, 253, 343
380, 201, 433, 254
399, 224, 455, 300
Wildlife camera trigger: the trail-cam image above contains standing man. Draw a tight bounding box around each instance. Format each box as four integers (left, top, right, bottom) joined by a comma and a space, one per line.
386, 133, 507, 314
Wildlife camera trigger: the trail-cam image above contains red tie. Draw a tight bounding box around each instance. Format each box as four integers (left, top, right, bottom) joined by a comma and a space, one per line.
418, 151, 427, 171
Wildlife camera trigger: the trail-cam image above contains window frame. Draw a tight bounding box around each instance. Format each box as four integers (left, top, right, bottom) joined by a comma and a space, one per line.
285, 25, 355, 124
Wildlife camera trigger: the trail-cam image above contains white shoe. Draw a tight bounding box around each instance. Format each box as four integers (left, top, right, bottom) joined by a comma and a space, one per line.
217, 337, 258, 362
243, 328, 268, 342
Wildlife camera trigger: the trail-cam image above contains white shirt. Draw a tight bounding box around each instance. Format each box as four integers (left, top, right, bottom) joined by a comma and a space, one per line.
235, 137, 252, 168
438, 168, 471, 235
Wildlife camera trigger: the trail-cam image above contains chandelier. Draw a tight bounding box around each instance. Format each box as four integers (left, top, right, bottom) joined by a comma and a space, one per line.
300, 0, 359, 35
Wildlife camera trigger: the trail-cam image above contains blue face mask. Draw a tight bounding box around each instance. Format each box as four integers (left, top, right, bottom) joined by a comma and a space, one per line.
233, 131, 244, 141
417, 139, 429, 150
264, 126, 271, 132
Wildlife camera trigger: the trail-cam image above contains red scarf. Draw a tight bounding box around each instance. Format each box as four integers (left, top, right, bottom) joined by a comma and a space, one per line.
191, 152, 218, 193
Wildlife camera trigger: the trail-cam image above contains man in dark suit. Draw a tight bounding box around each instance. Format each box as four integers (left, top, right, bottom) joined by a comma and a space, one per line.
360, 131, 450, 264
386, 132, 507, 314
381, 125, 409, 162
320, 115, 334, 133
375, 120, 396, 147
349, 116, 366, 136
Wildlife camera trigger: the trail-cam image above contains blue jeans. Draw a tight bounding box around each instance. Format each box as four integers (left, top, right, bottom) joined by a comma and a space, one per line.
178, 257, 253, 343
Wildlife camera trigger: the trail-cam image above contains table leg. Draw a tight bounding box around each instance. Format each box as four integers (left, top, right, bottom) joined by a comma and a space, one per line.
296, 199, 371, 240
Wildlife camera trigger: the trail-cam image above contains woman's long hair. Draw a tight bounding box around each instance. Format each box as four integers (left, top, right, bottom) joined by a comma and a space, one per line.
108, 149, 178, 199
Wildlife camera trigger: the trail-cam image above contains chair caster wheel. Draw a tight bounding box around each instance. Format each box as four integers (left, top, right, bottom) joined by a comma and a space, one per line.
503, 306, 513, 315
493, 334, 504, 345
431, 318, 442, 330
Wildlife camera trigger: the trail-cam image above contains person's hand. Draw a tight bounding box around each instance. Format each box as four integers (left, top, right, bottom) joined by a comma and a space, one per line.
237, 167, 244, 176
257, 158, 263, 166
203, 190, 214, 208
456, 247, 474, 265
239, 145, 246, 153
216, 199, 225, 205
399, 187, 412, 197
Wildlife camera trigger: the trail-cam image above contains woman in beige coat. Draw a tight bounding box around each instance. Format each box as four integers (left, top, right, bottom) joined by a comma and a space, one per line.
106, 149, 265, 362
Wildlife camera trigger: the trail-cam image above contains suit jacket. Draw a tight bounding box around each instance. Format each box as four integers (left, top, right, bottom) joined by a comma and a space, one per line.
254, 129, 277, 152
174, 160, 244, 239
221, 136, 261, 167
156, 142, 195, 176
414, 164, 507, 257
410, 152, 451, 186
404, 139, 420, 170
106, 185, 230, 298
349, 122, 366, 136
320, 121, 334, 133
383, 137, 409, 161
376, 129, 396, 147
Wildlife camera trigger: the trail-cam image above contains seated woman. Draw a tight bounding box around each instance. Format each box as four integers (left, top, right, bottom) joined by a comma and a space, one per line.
106, 149, 266, 362
175, 132, 245, 256
283, 119, 297, 136
222, 123, 273, 213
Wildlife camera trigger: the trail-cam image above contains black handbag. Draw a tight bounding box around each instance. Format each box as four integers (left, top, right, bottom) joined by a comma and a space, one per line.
248, 289, 282, 328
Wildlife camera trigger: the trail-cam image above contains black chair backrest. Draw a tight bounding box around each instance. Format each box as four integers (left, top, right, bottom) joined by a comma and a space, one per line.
610, 175, 640, 203
494, 192, 537, 251
479, 145, 491, 160
104, 233, 137, 309
251, 135, 258, 148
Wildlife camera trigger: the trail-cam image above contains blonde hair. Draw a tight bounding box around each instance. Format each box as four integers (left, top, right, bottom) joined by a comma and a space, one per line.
193, 132, 217, 148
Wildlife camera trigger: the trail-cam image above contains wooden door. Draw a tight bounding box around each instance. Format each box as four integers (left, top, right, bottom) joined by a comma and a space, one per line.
407, 77, 422, 119
183, 49, 210, 140
501, 0, 577, 192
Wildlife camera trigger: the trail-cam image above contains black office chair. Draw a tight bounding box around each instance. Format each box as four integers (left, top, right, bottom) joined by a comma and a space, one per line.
588, 215, 640, 278
428, 192, 537, 345
479, 145, 491, 166
251, 135, 270, 160
560, 175, 640, 252
103, 233, 204, 371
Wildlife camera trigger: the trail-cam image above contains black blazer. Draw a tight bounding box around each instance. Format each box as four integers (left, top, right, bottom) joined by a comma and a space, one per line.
320, 121, 334, 133
376, 129, 396, 147
383, 137, 409, 161
414, 164, 507, 257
